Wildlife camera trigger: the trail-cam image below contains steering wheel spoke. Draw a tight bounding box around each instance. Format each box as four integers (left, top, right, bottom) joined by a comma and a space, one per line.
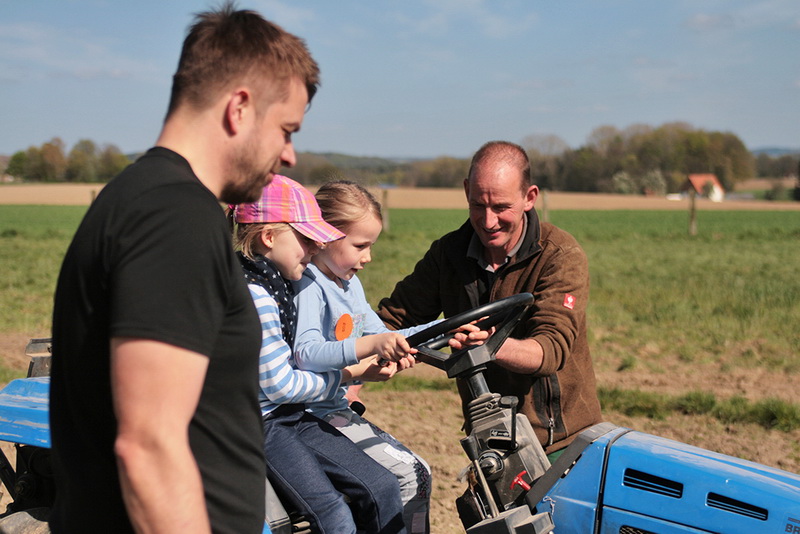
405, 293, 534, 379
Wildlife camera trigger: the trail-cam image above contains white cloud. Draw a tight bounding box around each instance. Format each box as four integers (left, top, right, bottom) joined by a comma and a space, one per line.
398, 0, 538, 39
512, 78, 574, 91
252, 0, 316, 28
0, 22, 158, 82
732, 0, 800, 30
685, 13, 734, 31
633, 56, 676, 69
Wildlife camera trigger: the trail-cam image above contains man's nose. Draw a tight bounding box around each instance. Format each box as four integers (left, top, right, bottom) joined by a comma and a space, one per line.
281, 142, 297, 168
483, 209, 498, 229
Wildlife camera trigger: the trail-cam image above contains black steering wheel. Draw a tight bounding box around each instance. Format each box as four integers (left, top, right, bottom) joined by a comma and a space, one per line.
405, 293, 534, 379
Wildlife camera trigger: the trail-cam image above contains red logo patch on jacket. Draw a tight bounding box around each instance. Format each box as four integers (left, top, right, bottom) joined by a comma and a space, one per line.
563, 294, 575, 310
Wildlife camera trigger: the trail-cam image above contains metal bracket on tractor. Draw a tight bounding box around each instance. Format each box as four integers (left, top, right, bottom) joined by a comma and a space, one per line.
407, 293, 555, 533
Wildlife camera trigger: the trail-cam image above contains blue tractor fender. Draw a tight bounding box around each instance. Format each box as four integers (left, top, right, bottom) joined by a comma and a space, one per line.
0, 377, 50, 448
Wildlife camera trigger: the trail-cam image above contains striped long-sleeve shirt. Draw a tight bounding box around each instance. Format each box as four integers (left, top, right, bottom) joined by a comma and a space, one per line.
249, 283, 343, 417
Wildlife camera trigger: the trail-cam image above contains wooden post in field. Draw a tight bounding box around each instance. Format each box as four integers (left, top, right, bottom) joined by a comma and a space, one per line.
381, 187, 390, 232
541, 189, 549, 223
688, 189, 697, 236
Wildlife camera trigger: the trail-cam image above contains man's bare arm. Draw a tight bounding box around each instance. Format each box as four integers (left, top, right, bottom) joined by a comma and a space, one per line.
111, 338, 212, 534
494, 337, 544, 374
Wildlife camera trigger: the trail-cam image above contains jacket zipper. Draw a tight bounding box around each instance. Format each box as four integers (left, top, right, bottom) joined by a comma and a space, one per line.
544, 377, 555, 447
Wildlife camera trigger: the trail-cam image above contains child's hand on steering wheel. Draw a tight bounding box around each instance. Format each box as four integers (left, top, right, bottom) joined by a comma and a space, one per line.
351, 355, 397, 382
368, 332, 418, 362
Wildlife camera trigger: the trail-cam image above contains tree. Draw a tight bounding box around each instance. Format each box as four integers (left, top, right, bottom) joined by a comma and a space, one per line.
707, 132, 754, 189
560, 147, 604, 192
409, 157, 469, 188
522, 134, 570, 190
96, 144, 131, 182
308, 164, 344, 184
39, 138, 67, 181
6, 151, 28, 179
586, 125, 622, 158
756, 153, 799, 178
66, 139, 99, 182
640, 169, 667, 196
521, 134, 570, 157
610, 171, 636, 195
22, 146, 45, 181
292, 152, 336, 183
794, 166, 800, 201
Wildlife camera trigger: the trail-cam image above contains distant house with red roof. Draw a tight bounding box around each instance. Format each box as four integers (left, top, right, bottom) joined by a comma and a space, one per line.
683, 173, 725, 202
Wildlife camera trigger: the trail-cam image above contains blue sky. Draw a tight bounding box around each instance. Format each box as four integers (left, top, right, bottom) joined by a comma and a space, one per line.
1, 0, 798, 159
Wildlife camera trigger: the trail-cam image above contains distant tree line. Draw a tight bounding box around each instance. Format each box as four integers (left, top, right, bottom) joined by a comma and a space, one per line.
754, 152, 800, 179
4, 138, 132, 183
290, 122, 778, 196
525, 122, 756, 195
4, 124, 798, 199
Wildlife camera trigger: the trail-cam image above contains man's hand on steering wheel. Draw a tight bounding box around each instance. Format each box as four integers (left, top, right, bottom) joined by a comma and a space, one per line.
448, 321, 496, 351
403, 293, 535, 376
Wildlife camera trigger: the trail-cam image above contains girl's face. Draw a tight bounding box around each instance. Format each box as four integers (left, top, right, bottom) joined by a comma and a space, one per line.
262, 227, 320, 281
314, 214, 382, 283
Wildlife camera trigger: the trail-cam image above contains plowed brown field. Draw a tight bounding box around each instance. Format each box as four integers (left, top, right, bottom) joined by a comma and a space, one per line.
3, 182, 800, 211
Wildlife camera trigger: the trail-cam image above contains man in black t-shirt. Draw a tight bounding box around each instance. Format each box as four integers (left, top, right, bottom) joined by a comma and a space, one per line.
49, 6, 320, 534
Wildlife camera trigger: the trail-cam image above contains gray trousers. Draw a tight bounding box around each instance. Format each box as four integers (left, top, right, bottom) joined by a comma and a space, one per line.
324, 409, 432, 534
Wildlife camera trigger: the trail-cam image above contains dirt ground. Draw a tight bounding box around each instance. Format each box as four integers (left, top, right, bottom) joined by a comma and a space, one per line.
2, 184, 799, 530
0, 340, 796, 532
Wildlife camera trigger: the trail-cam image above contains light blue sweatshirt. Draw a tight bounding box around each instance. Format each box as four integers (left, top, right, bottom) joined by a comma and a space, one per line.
292, 263, 439, 419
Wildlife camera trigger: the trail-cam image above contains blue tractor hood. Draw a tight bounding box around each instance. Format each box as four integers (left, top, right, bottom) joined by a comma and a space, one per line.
538, 425, 800, 533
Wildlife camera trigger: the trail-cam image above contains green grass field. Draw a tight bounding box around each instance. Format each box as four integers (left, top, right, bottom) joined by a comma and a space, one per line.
370, 209, 800, 367
2, 205, 799, 410
369, 209, 800, 430
3, 205, 800, 355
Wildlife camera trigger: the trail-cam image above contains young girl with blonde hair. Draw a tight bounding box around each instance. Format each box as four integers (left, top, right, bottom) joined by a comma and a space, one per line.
293, 180, 485, 534
231, 175, 406, 534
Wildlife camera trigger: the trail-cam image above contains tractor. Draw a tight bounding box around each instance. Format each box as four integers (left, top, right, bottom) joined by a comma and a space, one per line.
1, 293, 799, 533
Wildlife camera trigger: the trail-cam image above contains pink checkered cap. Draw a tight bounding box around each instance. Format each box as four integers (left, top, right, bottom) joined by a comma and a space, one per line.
232, 175, 345, 244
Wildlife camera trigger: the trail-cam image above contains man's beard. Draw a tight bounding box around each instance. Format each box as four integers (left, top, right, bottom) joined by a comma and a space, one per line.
220, 136, 275, 204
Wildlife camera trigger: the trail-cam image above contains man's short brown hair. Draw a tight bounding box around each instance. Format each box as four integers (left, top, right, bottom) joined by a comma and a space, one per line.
467, 141, 532, 193
166, 1, 320, 118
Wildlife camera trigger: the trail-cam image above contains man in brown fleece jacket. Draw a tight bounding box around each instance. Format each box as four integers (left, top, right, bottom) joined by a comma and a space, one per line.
378, 140, 602, 458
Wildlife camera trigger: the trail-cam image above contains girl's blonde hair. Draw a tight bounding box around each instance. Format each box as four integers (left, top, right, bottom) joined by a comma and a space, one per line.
314, 180, 381, 232
226, 208, 290, 260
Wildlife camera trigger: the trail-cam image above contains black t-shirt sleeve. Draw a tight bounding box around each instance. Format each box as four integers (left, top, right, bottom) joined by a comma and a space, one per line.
108, 184, 233, 357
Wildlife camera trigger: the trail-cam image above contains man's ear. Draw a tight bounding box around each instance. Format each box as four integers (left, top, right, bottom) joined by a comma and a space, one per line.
225, 88, 251, 136
524, 184, 539, 211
